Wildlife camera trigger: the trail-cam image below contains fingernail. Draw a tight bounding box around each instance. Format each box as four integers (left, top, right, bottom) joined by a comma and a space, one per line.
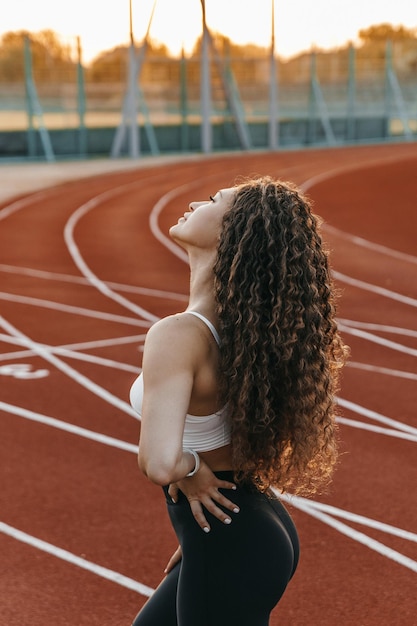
203, 527, 210, 533
171, 498, 176, 503
224, 518, 232, 524
231, 485, 237, 490
164, 568, 167, 573
233, 507, 240, 513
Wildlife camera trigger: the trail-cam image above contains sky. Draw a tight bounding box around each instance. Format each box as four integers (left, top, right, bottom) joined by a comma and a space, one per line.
1, 0, 416, 63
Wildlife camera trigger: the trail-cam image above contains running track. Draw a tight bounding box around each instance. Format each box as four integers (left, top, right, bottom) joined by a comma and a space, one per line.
1, 143, 416, 625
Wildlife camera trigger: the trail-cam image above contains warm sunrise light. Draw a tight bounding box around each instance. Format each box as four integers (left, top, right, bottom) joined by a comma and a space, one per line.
1, 0, 416, 62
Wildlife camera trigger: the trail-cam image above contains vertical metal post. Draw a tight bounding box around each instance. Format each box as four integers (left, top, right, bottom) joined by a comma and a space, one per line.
268, 0, 279, 150
23, 35, 55, 161
127, 0, 139, 157
308, 48, 336, 145
200, 0, 212, 153
383, 40, 392, 139
24, 36, 36, 157
346, 43, 356, 141
180, 46, 189, 152
384, 40, 413, 141
307, 48, 317, 144
208, 31, 251, 149
76, 37, 87, 157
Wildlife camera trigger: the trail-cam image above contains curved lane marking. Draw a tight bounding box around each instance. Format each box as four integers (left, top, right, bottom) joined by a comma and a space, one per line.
346, 361, 417, 381
0, 264, 188, 302
0, 333, 140, 374
0, 292, 151, 328
0, 333, 146, 364
280, 493, 417, 574
3, 399, 415, 577
339, 323, 417, 358
64, 181, 161, 324
0, 316, 139, 419
336, 396, 417, 436
0, 522, 154, 598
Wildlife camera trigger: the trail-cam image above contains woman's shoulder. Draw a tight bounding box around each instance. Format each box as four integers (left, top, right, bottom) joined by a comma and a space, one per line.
143, 313, 206, 372
145, 313, 202, 352
146, 313, 191, 338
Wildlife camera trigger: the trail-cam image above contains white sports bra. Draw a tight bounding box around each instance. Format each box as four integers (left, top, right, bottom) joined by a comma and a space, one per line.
129, 311, 231, 452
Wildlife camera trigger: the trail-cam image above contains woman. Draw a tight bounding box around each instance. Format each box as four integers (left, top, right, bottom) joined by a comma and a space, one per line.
130, 176, 348, 626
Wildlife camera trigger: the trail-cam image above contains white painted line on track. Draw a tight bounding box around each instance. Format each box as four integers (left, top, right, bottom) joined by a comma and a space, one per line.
4, 394, 417, 569
280, 493, 417, 574
339, 319, 417, 338
333, 271, 417, 308
0, 333, 140, 374
0, 291, 152, 328
0, 521, 154, 597
0, 264, 189, 302
346, 361, 417, 381
0, 316, 139, 419
337, 417, 417, 443
0, 189, 53, 221
4, 398, 415, 576
0, 401, 139, 452
63, 183, 160, 323
325, 223, 417, 266
339, 323, 417, 358
148, 173, 232, 265
337, 396, 417, 435
0, 333, 146, 363
301, 151, 417, 266
149, 184, 191, 264
290, 496, 417, 543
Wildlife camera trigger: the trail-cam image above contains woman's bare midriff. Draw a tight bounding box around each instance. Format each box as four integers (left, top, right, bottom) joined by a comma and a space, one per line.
200, 444, 233, 472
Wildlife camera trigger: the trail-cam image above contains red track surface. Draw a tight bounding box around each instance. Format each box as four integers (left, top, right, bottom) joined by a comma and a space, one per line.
1, 143, 416, 625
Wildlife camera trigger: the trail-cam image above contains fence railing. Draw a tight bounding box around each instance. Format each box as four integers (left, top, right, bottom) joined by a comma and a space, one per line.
0, 36, 416, 159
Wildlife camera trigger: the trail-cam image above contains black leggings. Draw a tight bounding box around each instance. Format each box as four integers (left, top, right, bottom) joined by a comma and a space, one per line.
132, 471, 299, 626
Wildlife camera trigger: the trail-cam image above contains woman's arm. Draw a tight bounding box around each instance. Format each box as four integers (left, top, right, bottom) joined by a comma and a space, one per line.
138, 315, 239, 529
138, 316, 199, 485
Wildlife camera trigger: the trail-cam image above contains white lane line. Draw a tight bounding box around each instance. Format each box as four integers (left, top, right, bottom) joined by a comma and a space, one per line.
0, 264, 188, 302
280, 494, 417, 574
339, 323, 417, 358
148, 173, 231, 265
0, 189, 53, 221
149, 185, 191, 263
0, 316, 139, 420
0, 522, 154, 597
346, 361, 417, 381
337, 417, 417, 443
0, 333, 146, 363
0, 291, 152, 328
325, 223, 417, 266
0, 401, 139, 452
339, 319, 417, 338
5, 398, 416, 575
337, 396, 417, 436
0, 334, 140, 374
63, 183, 159, 323
290, 496, 417, 543
333, 271, 417, 308
301, 151, 417, 267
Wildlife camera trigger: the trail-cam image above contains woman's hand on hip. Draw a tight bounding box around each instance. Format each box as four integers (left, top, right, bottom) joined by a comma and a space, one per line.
168, 459, 240, 532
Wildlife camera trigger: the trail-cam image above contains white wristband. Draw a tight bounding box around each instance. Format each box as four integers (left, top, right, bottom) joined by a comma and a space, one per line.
184, 448, 200, 477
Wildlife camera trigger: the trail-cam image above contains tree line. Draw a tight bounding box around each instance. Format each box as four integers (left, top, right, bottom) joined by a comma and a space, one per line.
0, 23, 416, 84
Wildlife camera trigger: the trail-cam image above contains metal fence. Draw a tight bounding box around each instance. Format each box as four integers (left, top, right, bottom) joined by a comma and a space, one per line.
0, 34, 416, 160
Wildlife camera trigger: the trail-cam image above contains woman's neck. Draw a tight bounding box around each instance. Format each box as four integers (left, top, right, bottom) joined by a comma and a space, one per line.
187, 252, 216, 318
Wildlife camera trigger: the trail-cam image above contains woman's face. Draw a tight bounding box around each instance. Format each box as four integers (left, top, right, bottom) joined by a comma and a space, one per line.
169, 187, 235, 250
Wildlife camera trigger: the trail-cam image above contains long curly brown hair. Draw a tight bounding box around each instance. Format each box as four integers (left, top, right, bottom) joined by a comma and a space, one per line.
213, 176, 349, 495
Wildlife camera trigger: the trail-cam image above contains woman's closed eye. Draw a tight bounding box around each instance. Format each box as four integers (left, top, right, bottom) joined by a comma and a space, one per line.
209, 195, 215, 202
